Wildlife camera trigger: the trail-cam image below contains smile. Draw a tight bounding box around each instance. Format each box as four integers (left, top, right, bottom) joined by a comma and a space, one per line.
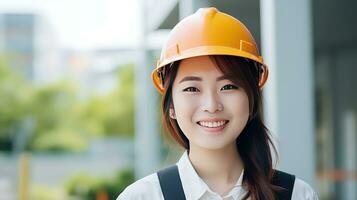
197, 120, 229, 128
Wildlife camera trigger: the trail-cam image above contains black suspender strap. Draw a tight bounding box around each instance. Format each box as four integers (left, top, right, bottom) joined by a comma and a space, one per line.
157, 165, 186, 200
157, 165, 296, 200
272, 170, 296, 200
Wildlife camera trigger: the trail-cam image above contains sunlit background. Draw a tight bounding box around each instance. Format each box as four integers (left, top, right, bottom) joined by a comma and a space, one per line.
0, 0, 356, 200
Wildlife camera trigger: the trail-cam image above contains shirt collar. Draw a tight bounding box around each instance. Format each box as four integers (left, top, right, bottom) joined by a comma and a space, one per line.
176, 151, 245, 200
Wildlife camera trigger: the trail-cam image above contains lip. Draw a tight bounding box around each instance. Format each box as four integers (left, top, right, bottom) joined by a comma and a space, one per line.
196, 119, 229, 134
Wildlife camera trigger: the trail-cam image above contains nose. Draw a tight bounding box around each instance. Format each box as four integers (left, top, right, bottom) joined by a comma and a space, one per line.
201, 91, 223, 113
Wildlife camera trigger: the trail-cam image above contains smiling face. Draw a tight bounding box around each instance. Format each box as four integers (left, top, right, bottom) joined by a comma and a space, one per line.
170, 55, 250, 150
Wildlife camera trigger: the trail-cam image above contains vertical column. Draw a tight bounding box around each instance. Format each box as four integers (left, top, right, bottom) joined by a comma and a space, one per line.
260, 0, 316, 186
134, 0, 161, 179
342, 110, 356, 199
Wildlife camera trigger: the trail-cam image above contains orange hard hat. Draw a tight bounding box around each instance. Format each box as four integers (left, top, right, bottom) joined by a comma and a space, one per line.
151, 7, 269, 93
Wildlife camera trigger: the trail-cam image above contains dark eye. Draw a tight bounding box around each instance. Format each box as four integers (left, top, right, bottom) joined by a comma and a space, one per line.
221, 84, 238, 91
183, 87, 199, 92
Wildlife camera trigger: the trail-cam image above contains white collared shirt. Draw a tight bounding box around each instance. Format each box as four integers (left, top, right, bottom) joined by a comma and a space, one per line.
117, 151, 319, 200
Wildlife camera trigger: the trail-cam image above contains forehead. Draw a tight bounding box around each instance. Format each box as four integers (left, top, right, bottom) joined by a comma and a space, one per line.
175, 55, 223, 78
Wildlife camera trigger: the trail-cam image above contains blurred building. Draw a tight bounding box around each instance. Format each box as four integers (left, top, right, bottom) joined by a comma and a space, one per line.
62, 48, 138, 99
0, 13, 61, 84
135, 0, 357, 199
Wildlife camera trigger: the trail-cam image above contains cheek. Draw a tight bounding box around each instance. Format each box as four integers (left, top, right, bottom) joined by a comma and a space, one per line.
237, 97, 249, 116
172, 94, 200, 139
225, 94, 250, 120
173, 94, 196, 121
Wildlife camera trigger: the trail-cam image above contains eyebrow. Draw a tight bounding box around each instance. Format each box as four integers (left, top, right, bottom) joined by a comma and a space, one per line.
179, 76, 202, 83
179, 75, 234, 83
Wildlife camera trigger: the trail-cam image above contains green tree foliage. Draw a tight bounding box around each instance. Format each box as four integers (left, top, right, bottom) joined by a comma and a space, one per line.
0, 58, 135, 152
81, 63, 135, 138
106, 63, 135, 137
0, 59, 33, 151
65, 168, 134, 200
29, 81, 90, 152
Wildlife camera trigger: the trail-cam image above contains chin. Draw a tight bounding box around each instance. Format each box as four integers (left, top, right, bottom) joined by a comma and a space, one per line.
195, 141, 232, 150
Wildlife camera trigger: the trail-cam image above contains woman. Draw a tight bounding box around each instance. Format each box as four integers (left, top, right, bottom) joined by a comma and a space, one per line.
118, 7, 318, 200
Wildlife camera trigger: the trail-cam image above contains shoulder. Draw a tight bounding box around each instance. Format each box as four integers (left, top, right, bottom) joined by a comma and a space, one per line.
292, 178, 319, 200
273, 170, 319, 200
116, 173, 163, 200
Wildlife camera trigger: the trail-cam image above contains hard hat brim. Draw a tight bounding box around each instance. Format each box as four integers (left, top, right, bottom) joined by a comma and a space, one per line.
151, 45, 268, 94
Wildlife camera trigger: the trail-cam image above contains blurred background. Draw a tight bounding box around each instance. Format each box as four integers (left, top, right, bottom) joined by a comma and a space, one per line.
0, 0, 356, 199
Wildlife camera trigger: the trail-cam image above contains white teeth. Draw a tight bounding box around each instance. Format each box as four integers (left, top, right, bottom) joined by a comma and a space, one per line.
199, 120, 227, 128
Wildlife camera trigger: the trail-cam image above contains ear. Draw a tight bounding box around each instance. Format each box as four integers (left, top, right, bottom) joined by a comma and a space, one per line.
169, 107, 176, 119
258, 64, 269, 89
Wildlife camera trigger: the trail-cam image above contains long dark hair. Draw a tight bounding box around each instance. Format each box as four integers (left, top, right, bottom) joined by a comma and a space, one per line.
160, 55, 280, 200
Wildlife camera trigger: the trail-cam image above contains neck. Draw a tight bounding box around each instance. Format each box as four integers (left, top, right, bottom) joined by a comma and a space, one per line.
188, 142, 243, 185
